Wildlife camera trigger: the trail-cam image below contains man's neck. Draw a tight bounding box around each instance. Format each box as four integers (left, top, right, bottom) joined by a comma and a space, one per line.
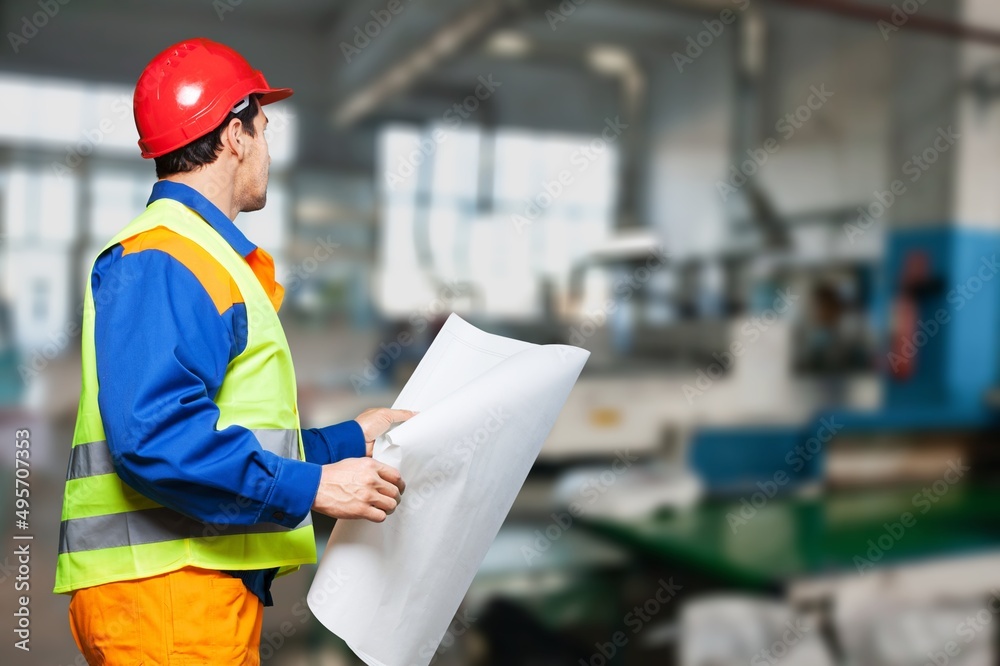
163, 170, 238, 220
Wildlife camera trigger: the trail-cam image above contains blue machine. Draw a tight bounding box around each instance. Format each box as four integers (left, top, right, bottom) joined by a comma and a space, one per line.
690, 227, 1000, 494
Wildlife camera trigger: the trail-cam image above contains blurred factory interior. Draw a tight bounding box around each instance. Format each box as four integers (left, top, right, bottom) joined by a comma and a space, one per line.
2, 0, 1000, 664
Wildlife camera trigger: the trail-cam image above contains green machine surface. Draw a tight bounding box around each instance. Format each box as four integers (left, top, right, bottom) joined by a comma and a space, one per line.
582, 484, 1000, 590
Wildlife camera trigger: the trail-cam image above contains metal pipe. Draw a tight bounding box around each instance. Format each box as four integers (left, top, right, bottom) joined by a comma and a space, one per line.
331, 0, 508, 127
771, 0, 1000, 47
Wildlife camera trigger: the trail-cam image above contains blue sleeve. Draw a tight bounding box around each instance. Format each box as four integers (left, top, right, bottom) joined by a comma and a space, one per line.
302, 420, 366, 465
93, 248, 320, 529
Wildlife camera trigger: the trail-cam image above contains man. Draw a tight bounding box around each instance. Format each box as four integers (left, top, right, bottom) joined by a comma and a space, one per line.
54, 37, 410, 664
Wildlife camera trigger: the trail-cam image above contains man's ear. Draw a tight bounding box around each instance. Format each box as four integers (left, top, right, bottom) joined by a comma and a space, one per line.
220, 118, 247, 160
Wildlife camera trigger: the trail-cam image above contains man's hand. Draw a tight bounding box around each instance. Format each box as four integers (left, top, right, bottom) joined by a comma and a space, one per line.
311, 458, 406, 523
354, 408, 417, 456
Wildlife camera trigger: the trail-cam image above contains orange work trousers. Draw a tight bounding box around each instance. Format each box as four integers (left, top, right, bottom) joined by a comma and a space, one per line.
68, 566, 264, 665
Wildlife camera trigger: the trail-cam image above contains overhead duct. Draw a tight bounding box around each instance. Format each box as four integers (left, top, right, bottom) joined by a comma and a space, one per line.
332, 0, 509, 127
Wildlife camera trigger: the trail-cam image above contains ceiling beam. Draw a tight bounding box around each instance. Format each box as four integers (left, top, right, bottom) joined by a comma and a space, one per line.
331, 0, 511, 127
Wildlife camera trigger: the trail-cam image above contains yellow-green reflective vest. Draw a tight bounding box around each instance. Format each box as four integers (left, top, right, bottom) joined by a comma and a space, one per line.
54, 198, 315, 594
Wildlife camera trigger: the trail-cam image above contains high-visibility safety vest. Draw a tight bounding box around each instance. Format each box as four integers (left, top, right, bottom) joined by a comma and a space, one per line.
54, 198, 315, 594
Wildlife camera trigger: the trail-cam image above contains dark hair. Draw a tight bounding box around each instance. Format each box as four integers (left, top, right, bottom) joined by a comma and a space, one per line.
154, 94, 261, 178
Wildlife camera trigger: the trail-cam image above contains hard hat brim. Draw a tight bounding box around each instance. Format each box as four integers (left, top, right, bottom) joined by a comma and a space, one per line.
257, 87, 294, 106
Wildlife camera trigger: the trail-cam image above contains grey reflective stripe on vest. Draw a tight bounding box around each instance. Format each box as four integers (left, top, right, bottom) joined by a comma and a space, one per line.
58, 506, 313, 554
60, 427, 308, 554
65, 429, 301, 480
65, 440, 117, 480
249, 428, 300, 462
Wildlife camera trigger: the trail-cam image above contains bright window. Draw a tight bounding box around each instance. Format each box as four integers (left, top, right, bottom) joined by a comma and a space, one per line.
376, 124, 617, 319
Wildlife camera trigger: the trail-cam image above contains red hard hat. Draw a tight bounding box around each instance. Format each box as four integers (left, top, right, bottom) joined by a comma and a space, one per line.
133, 37, 293, 159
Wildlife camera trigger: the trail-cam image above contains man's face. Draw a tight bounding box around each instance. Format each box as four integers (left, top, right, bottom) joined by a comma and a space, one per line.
236, 101, 270, 213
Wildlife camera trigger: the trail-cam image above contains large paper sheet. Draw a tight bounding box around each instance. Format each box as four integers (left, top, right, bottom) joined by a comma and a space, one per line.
307, 313, 589, 666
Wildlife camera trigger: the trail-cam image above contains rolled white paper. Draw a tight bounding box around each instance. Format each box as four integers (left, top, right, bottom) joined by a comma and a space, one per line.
307, 313, 589, 666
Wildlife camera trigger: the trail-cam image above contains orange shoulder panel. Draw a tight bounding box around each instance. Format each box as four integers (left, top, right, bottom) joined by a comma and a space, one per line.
119, 227, 244, 314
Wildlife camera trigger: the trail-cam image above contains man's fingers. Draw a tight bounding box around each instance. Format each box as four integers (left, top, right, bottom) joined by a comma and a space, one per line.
362, 506, 388, 523
385, 409, 417, 424
368, 491, 398, 514
373, 461, 406, 494
356, 408, 418, 444
373, 477, 402, 502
